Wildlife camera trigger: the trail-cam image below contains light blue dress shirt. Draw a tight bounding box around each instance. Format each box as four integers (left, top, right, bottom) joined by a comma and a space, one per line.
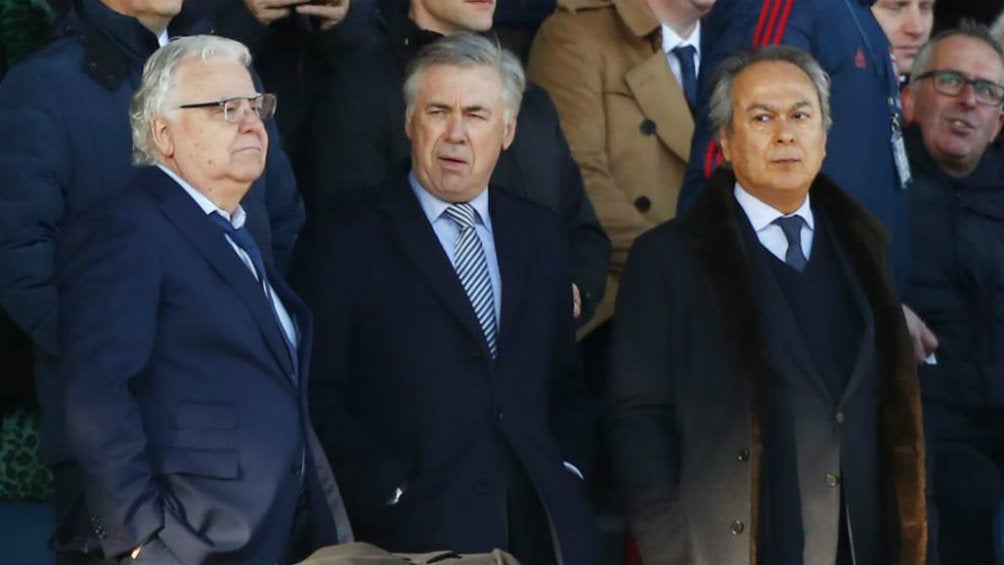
409, 172, 502, 325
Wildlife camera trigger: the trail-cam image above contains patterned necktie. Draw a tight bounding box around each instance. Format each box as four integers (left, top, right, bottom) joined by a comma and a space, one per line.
774, 215, 808, 272
672, 44, 698, 112
210, 212, 298, 374
444, 203, 498, 358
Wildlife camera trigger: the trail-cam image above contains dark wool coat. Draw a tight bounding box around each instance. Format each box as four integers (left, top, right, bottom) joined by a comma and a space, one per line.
608, 168, 927, 564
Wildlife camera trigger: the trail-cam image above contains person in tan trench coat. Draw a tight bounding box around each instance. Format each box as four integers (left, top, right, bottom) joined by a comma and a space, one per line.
528, 0, 706, 334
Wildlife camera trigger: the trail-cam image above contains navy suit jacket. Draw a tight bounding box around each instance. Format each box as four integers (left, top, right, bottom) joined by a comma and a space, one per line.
293, 174, 600, 563
58, 167, 351, 564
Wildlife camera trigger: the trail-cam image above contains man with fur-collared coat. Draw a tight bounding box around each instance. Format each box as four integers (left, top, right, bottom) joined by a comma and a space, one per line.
607, 46, 927, 565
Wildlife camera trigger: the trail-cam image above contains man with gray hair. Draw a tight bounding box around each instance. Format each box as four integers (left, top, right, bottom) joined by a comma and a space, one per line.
294, 32, 600, 564
608, 45, 927, 565
900, 22, 1004, 564
58, 35, 351, 564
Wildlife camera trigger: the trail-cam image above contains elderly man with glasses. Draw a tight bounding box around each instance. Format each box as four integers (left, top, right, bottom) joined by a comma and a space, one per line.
57, 35, 352, 565
900, 22, 1004, 565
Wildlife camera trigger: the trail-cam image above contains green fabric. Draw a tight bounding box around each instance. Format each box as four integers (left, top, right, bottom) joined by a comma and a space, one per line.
0, 0, 54, 68
0, 407, 53, 501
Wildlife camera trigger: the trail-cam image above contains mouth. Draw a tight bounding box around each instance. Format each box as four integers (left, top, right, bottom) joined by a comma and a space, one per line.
771, 157, 801, 166
945, 116, 975, 131
437, 155, 469, 170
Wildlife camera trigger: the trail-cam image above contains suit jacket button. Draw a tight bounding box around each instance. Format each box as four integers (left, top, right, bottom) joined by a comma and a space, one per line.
737, 448, 750, 462
494, 407, 504, 422
639, 118, 657, 135
634, 196, 652, 212
835, 411, 845, 424
730, 520, 745, 535
825, 473, 840, 487
474, 481, 490, 493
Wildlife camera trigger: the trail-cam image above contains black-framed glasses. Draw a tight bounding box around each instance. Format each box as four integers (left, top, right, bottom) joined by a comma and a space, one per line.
914, 69, 1004, 106
177, 93, 277, 123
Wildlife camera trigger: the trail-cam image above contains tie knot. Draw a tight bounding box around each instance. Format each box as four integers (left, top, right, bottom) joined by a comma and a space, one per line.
672, 44, 696, 64
444, 203, 478, 230
774, 215, 805, 246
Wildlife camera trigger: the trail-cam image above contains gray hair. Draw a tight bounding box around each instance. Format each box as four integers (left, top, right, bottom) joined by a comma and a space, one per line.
708, 45, 832, 139
130, 35, 252, 166
403, 32, 525, 124
910, 20, 1004, 84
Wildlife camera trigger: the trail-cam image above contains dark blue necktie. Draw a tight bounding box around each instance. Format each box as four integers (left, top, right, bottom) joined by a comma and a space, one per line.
774, 215, 808, 272
672, 44, 698, 113
209, 212, 298, 374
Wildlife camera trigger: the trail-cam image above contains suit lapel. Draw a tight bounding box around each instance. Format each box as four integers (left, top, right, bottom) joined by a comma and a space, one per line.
821, 206, 877, 405
381, 177, 491, 355
142, 169, 297, 383
624, 53, 694, 162
490, 190, 534, 358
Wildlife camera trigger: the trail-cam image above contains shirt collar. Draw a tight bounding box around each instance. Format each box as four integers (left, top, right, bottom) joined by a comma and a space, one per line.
733, 181, 814, 233
661, 21, 701, 57
408, 171, 493, 232
157, 164, 247, 228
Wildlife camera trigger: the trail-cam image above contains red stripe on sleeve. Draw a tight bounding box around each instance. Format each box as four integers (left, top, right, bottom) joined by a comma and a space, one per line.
759, 0, 784, 46
772, 0, 796, 44
752, 0, 778, 46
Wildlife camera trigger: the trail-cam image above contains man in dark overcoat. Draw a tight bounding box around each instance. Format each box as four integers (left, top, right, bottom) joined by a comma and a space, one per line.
608, 45, 927, 565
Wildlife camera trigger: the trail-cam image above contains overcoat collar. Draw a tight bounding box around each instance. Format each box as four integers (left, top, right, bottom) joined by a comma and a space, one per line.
683, 167, 925, 564
73, 0, 211, 91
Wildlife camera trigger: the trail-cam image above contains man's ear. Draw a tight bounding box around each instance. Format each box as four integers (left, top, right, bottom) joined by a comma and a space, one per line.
150, 116, 174, 158
717, 128, 731, 162
901, 84, 916, 124
502, 118, 516, 150
405, 110, 414, 141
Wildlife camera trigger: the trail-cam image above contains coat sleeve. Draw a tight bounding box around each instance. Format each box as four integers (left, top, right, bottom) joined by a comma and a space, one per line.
678, 0, 813, 214
521, 85, 611, 326
606, 229, 684, 560
293, 223, 411, 528
0, 62, 74, 356
59, 210, 164, 559
528, 14, 654, 274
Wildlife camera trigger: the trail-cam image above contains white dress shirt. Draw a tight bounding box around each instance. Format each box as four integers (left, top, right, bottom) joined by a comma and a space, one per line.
734, 182, 815, 262
661, 22, 702, 88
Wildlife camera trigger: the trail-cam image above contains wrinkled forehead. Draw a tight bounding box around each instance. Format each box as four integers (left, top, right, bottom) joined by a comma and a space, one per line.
930, 36, 1004, 84
173, 56, 257, 101
732, 60, 820, 108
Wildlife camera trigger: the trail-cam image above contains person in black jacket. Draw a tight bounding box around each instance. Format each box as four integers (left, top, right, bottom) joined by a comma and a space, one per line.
901, 23, 1004, 564
296, 0, 609, 327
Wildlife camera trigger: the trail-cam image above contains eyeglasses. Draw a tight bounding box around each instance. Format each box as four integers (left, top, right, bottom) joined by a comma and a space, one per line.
177, 93, 277, 123
913, 69, 1004, 106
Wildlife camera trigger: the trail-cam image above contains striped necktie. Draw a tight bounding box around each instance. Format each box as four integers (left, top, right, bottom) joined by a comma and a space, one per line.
444, 203, 498, 358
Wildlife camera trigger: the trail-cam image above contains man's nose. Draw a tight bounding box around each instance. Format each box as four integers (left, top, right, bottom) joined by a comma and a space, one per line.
903, 6, 924, 35
774, 120, 797, 143
444, 114, 467, 142
957, 82, 979, 107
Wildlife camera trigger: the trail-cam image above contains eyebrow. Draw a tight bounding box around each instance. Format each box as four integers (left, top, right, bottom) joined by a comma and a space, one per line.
745, 100, 814, 113
427, 102, 492, 114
